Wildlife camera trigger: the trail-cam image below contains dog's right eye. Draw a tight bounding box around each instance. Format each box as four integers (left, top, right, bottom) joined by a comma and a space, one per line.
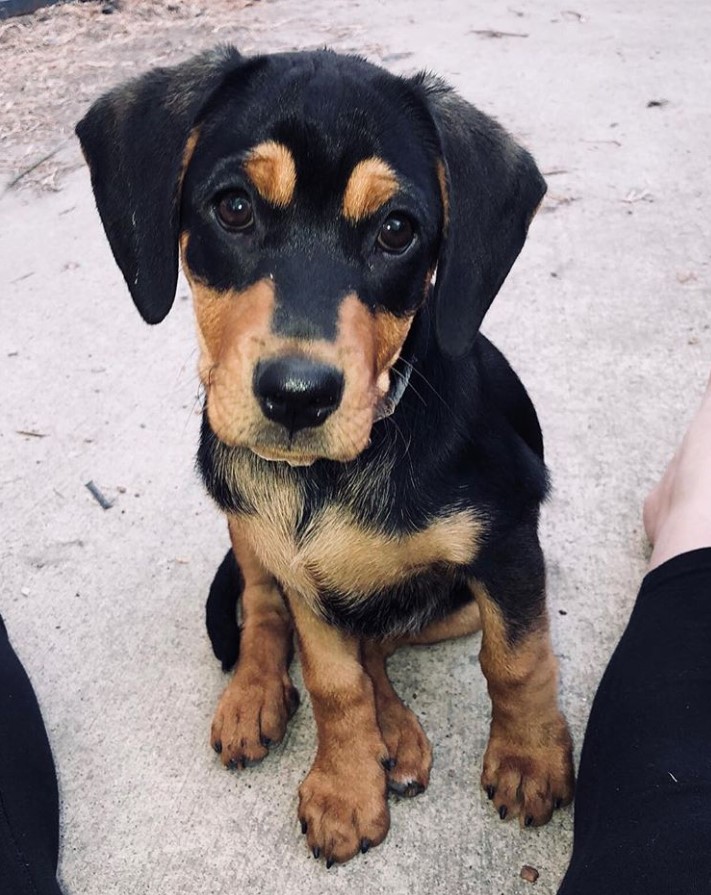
215, 191, 255, 231
377, 214, 415, 254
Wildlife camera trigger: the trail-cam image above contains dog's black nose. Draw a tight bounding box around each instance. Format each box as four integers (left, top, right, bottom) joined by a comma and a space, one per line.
254, 357, 344, 433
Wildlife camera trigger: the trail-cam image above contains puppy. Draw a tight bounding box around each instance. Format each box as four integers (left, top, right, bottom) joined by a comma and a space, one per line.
76, 46, 574, 866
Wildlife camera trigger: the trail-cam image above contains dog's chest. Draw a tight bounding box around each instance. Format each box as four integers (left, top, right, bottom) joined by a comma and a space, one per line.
236, 471, 481, 608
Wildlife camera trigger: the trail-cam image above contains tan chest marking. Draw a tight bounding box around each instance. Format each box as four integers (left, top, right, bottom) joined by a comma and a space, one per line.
237, 497, 482, 609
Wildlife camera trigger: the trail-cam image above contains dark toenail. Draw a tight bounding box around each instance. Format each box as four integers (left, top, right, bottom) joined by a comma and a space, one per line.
486, 785, 495, 800
300, 819, 308, 835
554, 798, 563, 810
326, 858, 334, 869
261, 736, 273, 748
288, 688, 301, 715
381, 757, 396, 770
312, 846, 320, 859
525, 815, 533, 827
499, 805, 508, 820
213, 740, 222, 754
360, 838, 371, 854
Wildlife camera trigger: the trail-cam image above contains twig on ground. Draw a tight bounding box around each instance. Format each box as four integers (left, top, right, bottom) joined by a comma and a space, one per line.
85, 480, 114, 510
5, 145, 63, 190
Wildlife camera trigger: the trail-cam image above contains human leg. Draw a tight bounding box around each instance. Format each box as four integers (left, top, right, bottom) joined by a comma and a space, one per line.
0, 615, 63, 895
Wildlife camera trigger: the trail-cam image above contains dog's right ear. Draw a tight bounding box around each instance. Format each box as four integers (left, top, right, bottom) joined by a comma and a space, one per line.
76, 46, 245, 324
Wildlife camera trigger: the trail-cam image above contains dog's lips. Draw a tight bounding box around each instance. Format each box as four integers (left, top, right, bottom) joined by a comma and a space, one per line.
251, 446, 318, 467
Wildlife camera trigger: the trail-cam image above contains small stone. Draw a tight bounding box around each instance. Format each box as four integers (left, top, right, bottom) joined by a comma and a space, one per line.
521, 865, 540, 884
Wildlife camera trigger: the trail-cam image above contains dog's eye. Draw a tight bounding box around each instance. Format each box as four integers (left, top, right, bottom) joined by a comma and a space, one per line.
216, 191, 254, 231
377, 215, 414, 254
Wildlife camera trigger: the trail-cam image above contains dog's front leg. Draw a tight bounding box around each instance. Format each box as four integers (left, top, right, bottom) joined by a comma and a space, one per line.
363, 600, 484, 797
287, 593, 390, 866
211, 518, 299, 767
472, 526, 575, 827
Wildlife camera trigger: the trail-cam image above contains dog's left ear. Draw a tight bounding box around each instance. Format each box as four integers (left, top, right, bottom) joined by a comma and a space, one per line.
76, 46, 246, 324
415, 77, 547, 357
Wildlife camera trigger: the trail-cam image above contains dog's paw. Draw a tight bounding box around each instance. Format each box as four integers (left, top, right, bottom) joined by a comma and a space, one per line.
211, 672, 299, 768
481, 713, 575, 827
378, 700, 432, 797
298, 751, 390, 866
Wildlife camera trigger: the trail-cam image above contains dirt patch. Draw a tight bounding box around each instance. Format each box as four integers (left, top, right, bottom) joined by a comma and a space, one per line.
0, 0, 289, 190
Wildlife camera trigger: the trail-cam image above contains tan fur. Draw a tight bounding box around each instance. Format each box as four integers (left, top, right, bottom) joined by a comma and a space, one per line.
373, 311, 414, 377
342, 157, 399, 222
436, 159, 450, 233
471, 582, 575, 825
187, 274, 278, 447
244, 140, 297, 207
179, 127, 201, 192
211, 521, 298, 767
404, 599, 482, 645
232, 479, 480, 615
360, 601, 483, 793
363, 640, 433, 795
298, 506, 482, 601
180, 241, 419, 461
287, 592, 390, 863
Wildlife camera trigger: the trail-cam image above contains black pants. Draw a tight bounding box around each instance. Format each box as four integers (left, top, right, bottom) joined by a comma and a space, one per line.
558, 548, 711, 894
0, 615, 63, 895
2, 551, 711, 893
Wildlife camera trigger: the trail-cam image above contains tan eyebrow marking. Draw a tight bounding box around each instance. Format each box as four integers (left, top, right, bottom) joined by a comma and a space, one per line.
243, 140, 297, 207
342, 157, 399, 223
179, 127, 201, 193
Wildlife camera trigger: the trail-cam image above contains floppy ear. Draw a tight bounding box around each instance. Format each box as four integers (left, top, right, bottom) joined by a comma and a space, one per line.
75, 46, 244, 324
416, 77, 547, 357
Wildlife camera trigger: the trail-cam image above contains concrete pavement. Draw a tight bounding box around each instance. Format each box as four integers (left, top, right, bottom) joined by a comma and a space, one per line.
2, 1, 710, 892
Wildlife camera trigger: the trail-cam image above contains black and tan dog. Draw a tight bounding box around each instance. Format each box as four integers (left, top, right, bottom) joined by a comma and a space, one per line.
76, 46, 575, 866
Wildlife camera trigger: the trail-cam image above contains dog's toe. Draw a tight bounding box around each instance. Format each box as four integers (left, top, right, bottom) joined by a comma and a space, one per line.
481, 713, 575, 825
377, 698, 432, 798
299, 755, 390, 865
211, 673, 299, 768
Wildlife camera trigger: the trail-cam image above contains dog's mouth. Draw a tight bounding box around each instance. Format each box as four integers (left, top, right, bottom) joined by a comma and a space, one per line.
205, 353, 412, 467
246, 360, 412, 466
251, 446, 318, 467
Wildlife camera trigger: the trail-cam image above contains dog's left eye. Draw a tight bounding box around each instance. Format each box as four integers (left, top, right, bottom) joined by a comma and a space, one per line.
216, 191, 255, 231
377, 214, 414, 254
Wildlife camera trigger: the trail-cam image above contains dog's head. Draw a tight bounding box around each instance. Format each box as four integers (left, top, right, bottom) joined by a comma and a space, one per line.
76, 47, 545, 465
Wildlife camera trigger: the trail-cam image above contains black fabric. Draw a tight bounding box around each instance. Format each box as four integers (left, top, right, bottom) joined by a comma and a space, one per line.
0, 615, 63, 895
558, 548, 711, 895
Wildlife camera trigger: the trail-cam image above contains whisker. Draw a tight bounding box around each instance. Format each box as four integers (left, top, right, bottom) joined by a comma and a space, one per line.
391, 365, 427, 407
399, 358, 479, 446
398, 358, 451, 410
384, 414, 412, 457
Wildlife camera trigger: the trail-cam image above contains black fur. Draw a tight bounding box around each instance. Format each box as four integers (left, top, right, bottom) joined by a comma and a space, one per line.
415, 75, 547, 357
77, 46, 549, 647
205, 549, 243, 671
199, 304, 548, 640
75, 46, 249, 323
